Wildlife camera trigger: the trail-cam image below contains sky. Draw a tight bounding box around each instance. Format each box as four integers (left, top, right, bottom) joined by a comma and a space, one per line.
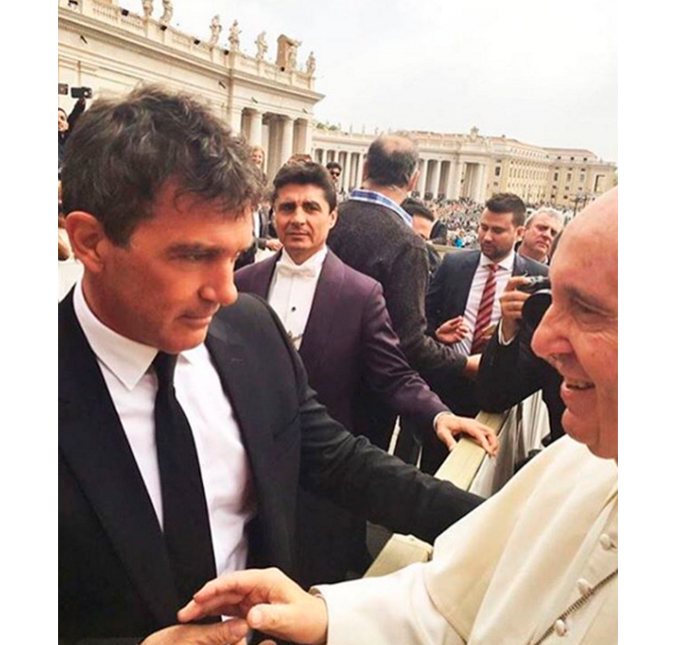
126, 0, 618, 163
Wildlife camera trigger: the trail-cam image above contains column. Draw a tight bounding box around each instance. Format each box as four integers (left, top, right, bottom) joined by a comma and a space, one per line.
229, 105, 243, 134
279, 115, 293, 166
429, 160, 441, 199
249, 110, 263, 147
448, 161, 462, 199
417, 159, 428, 198
293, 118, 311, 154
473, 164, 487, 202
344, 152, 352, 191
356, 153, 365, 188
266, 116, 282, 175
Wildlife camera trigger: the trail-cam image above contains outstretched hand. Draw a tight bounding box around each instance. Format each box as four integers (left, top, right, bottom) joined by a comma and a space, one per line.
434, 413, 499, 457
179, 568, 328, 645
435, 315, 469, 345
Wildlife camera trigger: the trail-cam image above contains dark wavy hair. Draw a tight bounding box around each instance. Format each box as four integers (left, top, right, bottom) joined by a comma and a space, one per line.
61, 85, 263, 245
272, 161, 337, 212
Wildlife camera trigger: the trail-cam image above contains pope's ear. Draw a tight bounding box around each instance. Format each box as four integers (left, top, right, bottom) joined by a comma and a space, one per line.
64, 211, 112, 273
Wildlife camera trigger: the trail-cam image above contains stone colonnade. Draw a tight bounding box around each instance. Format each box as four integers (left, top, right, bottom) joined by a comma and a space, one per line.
415, 158, 488, 202
312, 147, 489, 202
313, 147, 365, 194
233, 108, 313, 177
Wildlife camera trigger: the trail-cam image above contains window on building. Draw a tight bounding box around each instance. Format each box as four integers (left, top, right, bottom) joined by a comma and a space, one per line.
571, 157, 575, 161
554, 172, 558, 181
580, 173, 585, 182
566, 173, 572, 182
495, 167, 501, 176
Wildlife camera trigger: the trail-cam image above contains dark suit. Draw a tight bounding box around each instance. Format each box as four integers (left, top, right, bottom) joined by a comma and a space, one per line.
476, 321, 565, 444
59, 290, 481, 644
420, 250, 549, 471
235, 250, 449, 584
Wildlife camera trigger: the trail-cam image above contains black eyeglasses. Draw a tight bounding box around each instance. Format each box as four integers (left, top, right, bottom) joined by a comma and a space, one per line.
330, 171, 341, 177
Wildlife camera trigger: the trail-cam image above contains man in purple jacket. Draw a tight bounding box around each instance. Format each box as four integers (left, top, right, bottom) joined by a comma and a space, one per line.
235, 162, 497, 586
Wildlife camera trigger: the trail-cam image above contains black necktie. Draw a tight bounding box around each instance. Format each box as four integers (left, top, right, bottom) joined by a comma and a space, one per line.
153, 352, 217, 608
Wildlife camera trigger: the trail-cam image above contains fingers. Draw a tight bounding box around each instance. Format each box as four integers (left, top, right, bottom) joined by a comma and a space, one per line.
246, 596, 328, 645
445, 419, 499, 457
504, 275, 531, 292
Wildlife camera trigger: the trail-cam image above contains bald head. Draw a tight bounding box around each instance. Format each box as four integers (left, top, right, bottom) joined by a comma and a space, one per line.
532, 187, 618, 461
364, 134, 419, 189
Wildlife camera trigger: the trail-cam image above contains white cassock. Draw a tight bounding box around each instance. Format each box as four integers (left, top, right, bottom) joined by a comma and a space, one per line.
317, 436, 618, 645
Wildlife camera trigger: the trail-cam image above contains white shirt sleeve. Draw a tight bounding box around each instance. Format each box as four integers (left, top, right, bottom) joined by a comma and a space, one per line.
315, 563, 464, 645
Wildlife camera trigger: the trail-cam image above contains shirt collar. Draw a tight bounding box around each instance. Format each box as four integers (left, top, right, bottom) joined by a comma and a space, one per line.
276, 246, 328, 274
479, 249, 516, 272
73, 280, 203, 391
348, 189, 412, 227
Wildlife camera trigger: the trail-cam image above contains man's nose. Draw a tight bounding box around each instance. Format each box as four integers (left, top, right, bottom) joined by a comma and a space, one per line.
199, 264, 238, 308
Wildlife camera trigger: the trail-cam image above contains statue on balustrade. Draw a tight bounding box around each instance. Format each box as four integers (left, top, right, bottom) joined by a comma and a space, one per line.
142, 0, 153, 19
229, 20, 241, 52
209, 15, 222, 47
159, 0, 173, 26
306, 51, 316, 76
255, 31, 268, 60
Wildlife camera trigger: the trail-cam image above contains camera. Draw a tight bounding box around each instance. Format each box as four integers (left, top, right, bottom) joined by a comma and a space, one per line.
521, 277, 552, 328
71, 86, 93, 99
517, 275, 550, 294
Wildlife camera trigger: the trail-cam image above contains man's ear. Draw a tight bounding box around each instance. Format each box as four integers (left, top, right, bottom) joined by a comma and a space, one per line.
407, 168, 421, 193
64, 212, 112, 273
328, 208, 338, 229
361, 160, 369, 183
516, 225, 525, 241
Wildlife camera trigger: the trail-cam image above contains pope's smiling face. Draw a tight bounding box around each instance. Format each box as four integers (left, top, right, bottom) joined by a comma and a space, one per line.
532, 189, 618, 461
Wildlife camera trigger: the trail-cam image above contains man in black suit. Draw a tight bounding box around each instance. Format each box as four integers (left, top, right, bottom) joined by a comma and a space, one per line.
59, 86, 482, 645
422, 193, 549, 471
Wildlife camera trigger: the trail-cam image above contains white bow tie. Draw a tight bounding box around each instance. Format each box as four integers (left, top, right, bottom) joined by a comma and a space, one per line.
276, 261, 320, 279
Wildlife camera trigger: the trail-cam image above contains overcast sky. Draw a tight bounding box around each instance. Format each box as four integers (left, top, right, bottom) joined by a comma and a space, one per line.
126, 0, 618, 162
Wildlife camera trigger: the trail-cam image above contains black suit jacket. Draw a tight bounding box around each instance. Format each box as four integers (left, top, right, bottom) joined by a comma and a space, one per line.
425, 250, 549, 334
59, 291, 482, 644
235, 250, 450, 584
476, 321, 565, 443
418, 251, 549, 471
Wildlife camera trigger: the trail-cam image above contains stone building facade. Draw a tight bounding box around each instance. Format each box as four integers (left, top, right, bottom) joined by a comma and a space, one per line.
313, 127, 616, 207
58, 0, 616, 205
58, 0, 322, 177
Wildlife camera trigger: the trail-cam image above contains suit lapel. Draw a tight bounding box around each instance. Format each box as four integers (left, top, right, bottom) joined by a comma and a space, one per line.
298, 250, 345, 376
239, 253, 279, 298
205, 315, 272, 492
513, 253, 528, 276
458, 251, 481, 311
58, 294, 178, 625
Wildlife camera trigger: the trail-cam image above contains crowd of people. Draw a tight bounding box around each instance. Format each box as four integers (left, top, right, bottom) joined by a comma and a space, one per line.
58, 86, 618, 645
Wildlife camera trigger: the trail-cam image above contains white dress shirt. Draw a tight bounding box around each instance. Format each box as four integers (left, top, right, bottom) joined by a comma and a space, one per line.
456, 250, 516, 356
73, 281, 256, 576
267, 247, 328, 350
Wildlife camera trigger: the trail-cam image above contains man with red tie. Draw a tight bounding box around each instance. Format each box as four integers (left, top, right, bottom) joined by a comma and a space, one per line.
422, 193, 548, 472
